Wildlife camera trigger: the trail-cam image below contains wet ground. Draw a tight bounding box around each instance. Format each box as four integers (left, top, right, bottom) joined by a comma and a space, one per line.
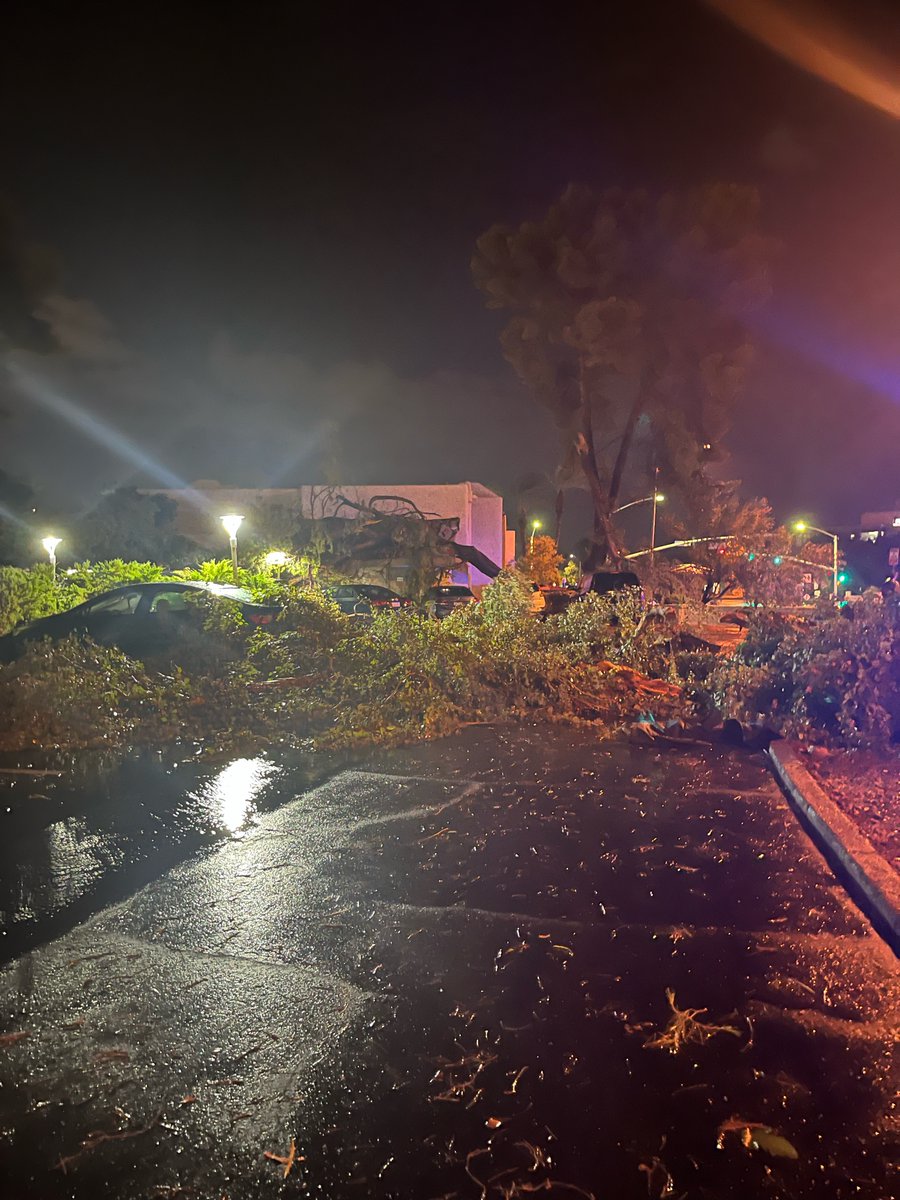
0, 727, 897, 1198
0, 748, 344, 964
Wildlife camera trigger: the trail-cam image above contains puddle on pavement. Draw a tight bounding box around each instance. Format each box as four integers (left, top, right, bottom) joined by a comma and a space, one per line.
0, 748, 344, 964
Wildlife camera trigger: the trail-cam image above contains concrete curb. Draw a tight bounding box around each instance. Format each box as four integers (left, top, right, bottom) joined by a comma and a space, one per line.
768, 741, 900, 955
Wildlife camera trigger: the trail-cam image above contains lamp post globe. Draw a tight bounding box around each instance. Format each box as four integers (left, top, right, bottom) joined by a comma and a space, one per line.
41, 536, 62, 582
221, 515, 244, 585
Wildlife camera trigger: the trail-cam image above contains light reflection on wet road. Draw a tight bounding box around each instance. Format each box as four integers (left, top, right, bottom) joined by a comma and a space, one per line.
0, 750, 340, 962
0, 727, 897, 1199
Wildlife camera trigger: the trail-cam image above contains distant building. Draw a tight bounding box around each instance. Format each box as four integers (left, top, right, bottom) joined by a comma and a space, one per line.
859, 503, 900, 531
844, 502, 900, 587
144, 481, 516, 587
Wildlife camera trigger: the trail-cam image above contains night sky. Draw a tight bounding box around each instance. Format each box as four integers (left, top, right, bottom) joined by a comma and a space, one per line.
3, 0, 900, 532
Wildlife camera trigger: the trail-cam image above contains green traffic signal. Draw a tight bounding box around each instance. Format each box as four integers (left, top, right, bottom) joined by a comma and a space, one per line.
772, 556, 783, 566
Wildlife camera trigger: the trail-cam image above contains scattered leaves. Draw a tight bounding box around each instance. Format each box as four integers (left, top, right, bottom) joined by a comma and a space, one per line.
717, 1117, 799, 1159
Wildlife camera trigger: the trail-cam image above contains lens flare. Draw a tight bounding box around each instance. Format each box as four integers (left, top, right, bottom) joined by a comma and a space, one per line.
706, 0, 900, 120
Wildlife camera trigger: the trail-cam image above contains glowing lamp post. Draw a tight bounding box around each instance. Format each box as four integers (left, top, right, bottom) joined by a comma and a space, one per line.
794, 520, 839, 602
530, 519, 542, 553
41, 536, 62, 582
612, 492, 665, 563
263, 550, 289, 569
221, 514, 244, 585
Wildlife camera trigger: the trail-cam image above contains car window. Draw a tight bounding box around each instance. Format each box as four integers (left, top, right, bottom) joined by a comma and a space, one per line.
358, 586, 392, 598
149, 590, 191, 612
84, 590, 143, 615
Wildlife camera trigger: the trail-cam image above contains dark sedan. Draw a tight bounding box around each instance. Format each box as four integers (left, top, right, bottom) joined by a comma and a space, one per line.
324, 584, 413, 616
0, 581, 279, 662
425, 584, 476, 618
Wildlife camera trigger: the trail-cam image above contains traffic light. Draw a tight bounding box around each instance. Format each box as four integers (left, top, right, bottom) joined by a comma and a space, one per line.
838, 571, 849, 585
772, 556, 783, 566
747, 552, 756, 562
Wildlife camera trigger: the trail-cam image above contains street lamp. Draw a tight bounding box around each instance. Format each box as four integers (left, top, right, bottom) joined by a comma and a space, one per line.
793, 520, 839, 601
611, 493, 665, 515
263, 550, 289, 568
612, 492, 665, 563
41, 536, 61, 582
530, 519, 542, 553
221, 514, 244, 585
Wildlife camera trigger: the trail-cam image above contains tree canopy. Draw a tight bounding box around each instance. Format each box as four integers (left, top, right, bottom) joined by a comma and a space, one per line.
519, 533, 563, 586
77, 488, 198, 564
473, 183, 773, 567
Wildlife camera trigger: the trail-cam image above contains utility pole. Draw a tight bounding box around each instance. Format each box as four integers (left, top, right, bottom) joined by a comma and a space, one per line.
649, 468, 660, 567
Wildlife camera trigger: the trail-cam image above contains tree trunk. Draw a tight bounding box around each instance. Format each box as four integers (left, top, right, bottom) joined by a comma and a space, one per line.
575, 359, 624, 571
607, 390, 644, 513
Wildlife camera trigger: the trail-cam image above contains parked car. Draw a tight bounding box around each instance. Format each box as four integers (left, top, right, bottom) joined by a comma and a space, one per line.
581, 570, 643, 598
324, 584, 412, 616
538, 585, 578, 616
0, 581, 279, 662
425, 584, 476, 618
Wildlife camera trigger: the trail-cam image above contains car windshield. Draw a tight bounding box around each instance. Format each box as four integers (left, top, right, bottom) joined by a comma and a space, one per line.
82, 590, 143, 615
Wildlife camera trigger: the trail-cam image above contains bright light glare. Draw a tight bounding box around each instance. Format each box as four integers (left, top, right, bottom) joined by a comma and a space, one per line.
654, 493, 665, 503
706, 0, 900, 121
793, 521, 807, 532
532, 520, 542, 530
205, 757, 275, 833
221, 513, 244, 539
41, 536, 61, 555
264, 550, 289, 567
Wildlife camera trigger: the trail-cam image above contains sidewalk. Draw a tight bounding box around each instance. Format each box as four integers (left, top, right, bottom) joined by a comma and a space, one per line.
769, 741, 900, 955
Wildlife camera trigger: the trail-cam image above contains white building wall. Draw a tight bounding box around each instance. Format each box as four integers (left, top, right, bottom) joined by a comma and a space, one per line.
145, 481, 509, 585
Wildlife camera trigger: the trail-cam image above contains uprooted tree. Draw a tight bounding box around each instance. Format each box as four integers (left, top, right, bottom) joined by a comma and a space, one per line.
289, 490, 501, 599
472, 183, 774, 569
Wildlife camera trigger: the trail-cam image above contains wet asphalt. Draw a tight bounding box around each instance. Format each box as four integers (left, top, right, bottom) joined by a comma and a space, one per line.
0, 726, 897, 1199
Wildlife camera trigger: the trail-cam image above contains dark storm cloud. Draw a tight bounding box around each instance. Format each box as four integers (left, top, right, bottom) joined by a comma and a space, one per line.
33, 294, 129, 364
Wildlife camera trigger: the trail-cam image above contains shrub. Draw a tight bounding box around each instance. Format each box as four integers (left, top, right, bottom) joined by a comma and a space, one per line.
0, 565, 60, 635
0, 635, 184, 749
0, 560, 173, 634
173, 559, 285, 603
60, 559, 167, 600
702, 594, 900, 746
